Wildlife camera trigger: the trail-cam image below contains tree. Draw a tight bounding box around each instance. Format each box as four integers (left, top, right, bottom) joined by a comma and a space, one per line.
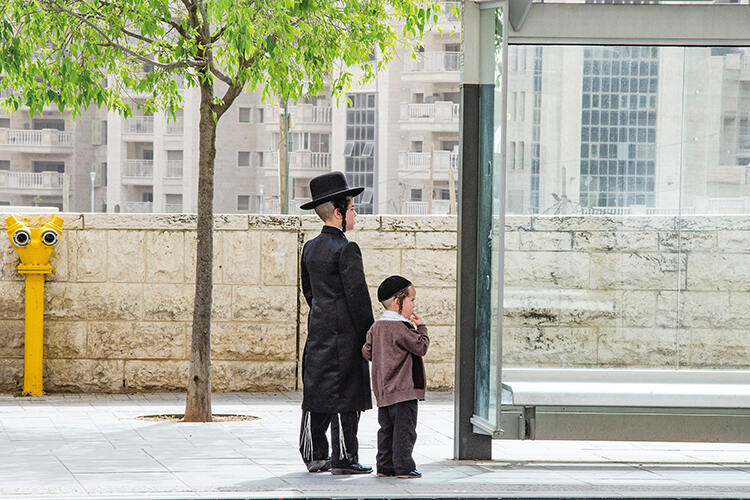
0, 0, 435, 421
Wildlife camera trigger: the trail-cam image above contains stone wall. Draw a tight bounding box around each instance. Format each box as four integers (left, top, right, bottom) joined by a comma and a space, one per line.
2, 213, 748, 393
503, 215, 750, 369
0, 213, 457, 393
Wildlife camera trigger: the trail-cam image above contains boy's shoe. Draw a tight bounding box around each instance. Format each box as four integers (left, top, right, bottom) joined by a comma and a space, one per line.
306, 458, 332, 473
331, 463, 373, 475
376, 471, 395, 477
396, 470, 422, 479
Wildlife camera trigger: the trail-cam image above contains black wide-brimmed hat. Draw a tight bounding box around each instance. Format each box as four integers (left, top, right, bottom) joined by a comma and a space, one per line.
300, 172, 364, 210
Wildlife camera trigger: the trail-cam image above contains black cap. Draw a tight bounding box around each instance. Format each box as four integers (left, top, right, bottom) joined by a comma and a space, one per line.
300, 171, 364, 210
377, 275, 413, 303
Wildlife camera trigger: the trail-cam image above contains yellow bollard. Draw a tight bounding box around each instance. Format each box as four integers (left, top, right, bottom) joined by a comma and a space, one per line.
5, 215, 63, 396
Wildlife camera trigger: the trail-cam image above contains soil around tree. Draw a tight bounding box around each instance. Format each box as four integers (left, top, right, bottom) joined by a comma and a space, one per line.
137, 414, 260, 422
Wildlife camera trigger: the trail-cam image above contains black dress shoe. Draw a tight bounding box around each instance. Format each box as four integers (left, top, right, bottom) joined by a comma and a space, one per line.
306, 458, 332, 472
331, 463, 373, 475
396, 470, 422, 479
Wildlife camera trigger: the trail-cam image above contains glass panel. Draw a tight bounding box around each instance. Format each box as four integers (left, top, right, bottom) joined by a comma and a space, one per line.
474, 5, 504, 429
502, 43, 750, 375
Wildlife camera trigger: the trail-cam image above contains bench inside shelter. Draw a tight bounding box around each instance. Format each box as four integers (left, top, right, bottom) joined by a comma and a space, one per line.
497, 368, 750, 442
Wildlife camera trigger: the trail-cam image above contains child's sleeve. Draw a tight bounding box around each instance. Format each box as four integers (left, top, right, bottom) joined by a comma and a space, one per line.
395, 324, 430, 357
362, 328, 373, 361
339, 241, 374, 339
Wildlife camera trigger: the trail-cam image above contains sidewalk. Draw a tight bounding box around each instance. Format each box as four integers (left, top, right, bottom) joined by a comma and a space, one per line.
1, 392, 749, 499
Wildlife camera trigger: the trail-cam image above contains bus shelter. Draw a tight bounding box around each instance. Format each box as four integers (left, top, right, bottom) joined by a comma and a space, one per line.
457, 0, 750, 460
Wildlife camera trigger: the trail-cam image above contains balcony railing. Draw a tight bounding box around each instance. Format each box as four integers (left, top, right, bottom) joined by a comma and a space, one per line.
0, 128, 73, 148
123, 201, 153, 213
123, 159, 153, 177
0, 171, 64, 189
404, 52, 461, 73
124, 116, 154, 134
402, 102, 460, 122
166, 120, 184, 135
403, 199, 452, 215
164, 203, 182, 213
266, 104, 333, 124
267, 151, 331, 170
166, 160, 183, 178
404, 152, 431, 169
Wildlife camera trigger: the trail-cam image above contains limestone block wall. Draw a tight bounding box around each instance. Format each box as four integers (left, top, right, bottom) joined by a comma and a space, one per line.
503, 215, 750, 369
0, 213, 456, 393
2, 213, 748, 393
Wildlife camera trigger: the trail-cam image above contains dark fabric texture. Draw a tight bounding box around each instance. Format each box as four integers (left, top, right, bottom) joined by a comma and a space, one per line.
298, 411, 361, 468
301, 225, 374, 413
362, 321, 429, 407
376, 399, 418, 476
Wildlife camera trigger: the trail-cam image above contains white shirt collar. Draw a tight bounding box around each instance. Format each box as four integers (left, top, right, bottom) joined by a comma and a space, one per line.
380, 310, 410, 323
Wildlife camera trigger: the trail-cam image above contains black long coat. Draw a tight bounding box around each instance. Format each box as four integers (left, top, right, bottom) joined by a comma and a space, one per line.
300, 225, 374, 413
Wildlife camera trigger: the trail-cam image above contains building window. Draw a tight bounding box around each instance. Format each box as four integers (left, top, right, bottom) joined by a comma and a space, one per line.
345, 93, 376, 214
238, 151, 250, 167
256, 107, 264, 124
239, 107, 251, 123
0, 118, 9, 128
410, 188, 422, 201
32, 118, 65, 131
142, 192, 153, 203
254, 151, 264, 168
33, 161, 64, 173
237, 195, 250, 211
0, 160, 9, 171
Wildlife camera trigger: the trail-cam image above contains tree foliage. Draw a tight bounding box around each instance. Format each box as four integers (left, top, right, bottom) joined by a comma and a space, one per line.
0, 0, 438, 420
0, 0, 437, 116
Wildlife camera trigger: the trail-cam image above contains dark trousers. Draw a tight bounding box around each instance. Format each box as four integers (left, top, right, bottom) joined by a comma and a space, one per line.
299, 410, 360, 467
376, 399, 418, 475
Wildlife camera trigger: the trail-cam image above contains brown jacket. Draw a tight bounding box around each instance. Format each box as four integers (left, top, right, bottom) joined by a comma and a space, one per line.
362, 319, 429, 407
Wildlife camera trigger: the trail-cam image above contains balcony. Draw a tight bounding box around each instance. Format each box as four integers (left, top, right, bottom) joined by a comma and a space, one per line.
265, 151, 331, 173
166, 120, 184, 135
122, 201, 153, 213
164, 203, 183, 213
398, 151, 459, 180
123, 116, 154, 135
122, 159, 153, 185
165, 160, 183, 179
403, 52, 461, 82
265, 104, 332, 126
0, 171, 65, 195
403, 199, 453, 215
400, 102, 460, 132
0, 128, 73, 153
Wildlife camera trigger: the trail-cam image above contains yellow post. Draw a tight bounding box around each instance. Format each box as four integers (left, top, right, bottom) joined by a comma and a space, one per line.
5, 215, 63, 396
23, 274, 45, 396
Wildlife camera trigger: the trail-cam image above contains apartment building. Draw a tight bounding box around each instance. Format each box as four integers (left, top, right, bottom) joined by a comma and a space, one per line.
0, 2, 460, 215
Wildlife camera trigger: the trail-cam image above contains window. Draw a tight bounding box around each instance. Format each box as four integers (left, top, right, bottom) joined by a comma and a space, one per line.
142, 192, 153, 202
254, 152, 264, 168
238, 151, 250, 167
0, 160, 9, 170
239, 107, 251, 123
33, 161, 64, 173
412, 141, 423, 153
256, 107, 264, 123
517, 141, 525, 170
32, 119, 65, 131
508, 142, 516, 170
293, 179, 311, 199
0, 118, 9, 128
237, 195, 250, 211
410, 188, 422, 201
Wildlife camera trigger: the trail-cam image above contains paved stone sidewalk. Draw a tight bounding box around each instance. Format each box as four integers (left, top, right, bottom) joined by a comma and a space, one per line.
1, 392, 750, 499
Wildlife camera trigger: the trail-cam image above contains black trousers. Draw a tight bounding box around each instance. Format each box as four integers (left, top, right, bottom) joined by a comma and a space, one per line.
376, 399, 418, 475
299, 410, 360, 467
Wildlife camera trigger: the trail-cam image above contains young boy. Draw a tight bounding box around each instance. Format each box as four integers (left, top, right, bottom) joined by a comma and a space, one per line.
298, 171, 374, 475
362, 275, 430, 479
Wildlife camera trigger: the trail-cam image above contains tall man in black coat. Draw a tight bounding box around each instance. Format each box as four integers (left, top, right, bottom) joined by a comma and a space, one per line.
298, 172, 375, 475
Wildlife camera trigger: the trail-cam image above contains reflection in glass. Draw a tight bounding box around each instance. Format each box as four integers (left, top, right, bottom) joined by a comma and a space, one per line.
502, 44, 750, 373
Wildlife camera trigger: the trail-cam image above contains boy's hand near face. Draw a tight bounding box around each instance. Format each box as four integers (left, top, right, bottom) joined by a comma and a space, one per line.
409, 312, 424, 326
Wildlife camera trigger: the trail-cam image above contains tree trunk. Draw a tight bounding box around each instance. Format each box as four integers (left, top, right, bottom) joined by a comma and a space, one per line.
184, 81, 217, 422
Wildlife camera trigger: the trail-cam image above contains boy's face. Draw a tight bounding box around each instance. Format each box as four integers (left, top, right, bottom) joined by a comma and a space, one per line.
399, 286, 416, 320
